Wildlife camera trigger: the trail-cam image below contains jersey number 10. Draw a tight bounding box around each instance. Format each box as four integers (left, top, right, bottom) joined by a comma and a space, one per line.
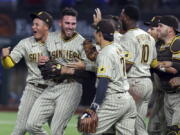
141, 44, 149, 63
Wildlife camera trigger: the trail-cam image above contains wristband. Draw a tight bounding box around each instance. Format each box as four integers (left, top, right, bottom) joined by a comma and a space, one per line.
90, 102, 99, 112
159, 66, 166, 72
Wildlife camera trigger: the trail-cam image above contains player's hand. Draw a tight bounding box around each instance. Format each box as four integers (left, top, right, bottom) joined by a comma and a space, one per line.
93, 8, 102, 26
61, 66, 75, 75
169, 77, 180, 87
66, 58, 85, 70
38, 56, 49, 65
165, 67, 177, 74
159, 61, 172, 68
2, 47, 11, 58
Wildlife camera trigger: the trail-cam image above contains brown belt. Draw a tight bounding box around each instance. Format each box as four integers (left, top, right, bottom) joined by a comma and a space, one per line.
166, 89, 180, 94
29, 82, 48, 89
128, 76, 151, 79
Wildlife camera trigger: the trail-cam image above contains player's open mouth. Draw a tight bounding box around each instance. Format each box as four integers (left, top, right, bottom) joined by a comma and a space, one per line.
33, 31, 37, 34
66, 30, 72, 34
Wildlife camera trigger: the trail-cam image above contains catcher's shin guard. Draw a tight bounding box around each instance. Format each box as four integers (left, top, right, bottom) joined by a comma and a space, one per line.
166, 125, 180, 135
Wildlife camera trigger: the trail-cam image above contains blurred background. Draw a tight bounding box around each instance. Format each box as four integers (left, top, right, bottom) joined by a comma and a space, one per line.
0, 0, 180, 110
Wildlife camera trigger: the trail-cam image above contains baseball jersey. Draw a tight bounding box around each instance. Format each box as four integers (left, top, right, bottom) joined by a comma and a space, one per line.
46, 31, 87, 64
96, 42, 129, 94
114, 31, 123, 44
120, 28, 157, 77
10, 36, 49, 84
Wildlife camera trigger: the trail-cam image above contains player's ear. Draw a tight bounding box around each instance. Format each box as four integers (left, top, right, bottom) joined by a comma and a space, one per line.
99, 32, 103, 39
58, 19, 62, 27
45, 24, 49, 31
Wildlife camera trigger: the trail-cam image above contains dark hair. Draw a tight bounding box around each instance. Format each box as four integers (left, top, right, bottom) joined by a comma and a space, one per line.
62, 7, 78, 18
103, 15, 122, 31
123, 5, 140, 21
96, 19, 115, 41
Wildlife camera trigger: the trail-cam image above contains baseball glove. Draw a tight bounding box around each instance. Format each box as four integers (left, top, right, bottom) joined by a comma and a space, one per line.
83, 39, 98, 61
77, 108, 98, 133
38, 59, 62, 80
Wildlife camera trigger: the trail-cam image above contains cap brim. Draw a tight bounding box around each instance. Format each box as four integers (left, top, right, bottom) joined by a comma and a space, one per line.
30, 13, 38, 20
175, 29, 180, 33
144, 21, 151, 26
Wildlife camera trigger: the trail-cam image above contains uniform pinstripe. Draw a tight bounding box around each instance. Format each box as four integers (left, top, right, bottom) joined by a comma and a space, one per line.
27, 31, 87, 135
9, 36, 50, 135
120, 28, 156, 135
91, 43, 136, 135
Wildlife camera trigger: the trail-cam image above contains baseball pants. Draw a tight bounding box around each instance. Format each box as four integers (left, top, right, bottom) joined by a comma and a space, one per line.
90, 92, 137, 135
11, 83, 45, 135
147, 91, 166, 135
128, 77, 153, 135
26, 81, 82, 135
147, 72, 166, 135
164, 92, 180, 126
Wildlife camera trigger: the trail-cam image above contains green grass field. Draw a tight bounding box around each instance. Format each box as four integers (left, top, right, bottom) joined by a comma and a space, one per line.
0, 111, 149, 135
0, 111, 81, 135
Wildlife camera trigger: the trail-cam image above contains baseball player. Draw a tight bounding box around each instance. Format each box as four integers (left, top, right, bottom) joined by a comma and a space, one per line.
78, 19, 136, 135
1, 11, 53, 135
93, 8, 124, 42
144, 16, 167, 135
156, 15, 180, 134
26, 7, 91, 135
119, 5, 157, 135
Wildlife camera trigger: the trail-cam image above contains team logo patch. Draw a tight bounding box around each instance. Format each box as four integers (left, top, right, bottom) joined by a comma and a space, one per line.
97, 66, 106, 74
123, 51, 132, 60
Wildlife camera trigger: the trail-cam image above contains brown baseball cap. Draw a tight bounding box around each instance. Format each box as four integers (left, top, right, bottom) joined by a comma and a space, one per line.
158, 15, 180, 33
144, 16, 161, 27
30, 11, 53, 28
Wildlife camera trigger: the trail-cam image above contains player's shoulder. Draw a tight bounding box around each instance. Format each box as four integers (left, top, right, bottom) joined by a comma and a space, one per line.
74, 32, 85, 41
170, 36, 180, 53
48, 31, 59, 39
100, 44, 117, 56
136, 29, 155, 42
18, 36, 35, 45
123, 28, 145, 41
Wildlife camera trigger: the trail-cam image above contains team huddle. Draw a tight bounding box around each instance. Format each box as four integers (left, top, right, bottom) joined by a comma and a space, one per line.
1, 4, 180, 135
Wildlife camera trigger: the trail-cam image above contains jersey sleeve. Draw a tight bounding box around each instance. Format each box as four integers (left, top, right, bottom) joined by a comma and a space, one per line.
170, 38, 180, 71
171, 38, 180, 60
152, 40, 157, 59
96, 54, 113, 79
10, 40, 26, 63
150, 43, 158, 68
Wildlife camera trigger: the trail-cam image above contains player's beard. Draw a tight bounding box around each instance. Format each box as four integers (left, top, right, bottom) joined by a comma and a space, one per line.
121, 20, 128, 32
157, 29, 168, 40
62, 28, 75, 40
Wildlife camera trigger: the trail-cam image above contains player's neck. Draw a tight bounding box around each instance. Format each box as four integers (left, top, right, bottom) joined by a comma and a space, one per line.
101, 40, 112, 48
164, 34, 176, 45
127, 22, 137, 30
35, 32, 48, 44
